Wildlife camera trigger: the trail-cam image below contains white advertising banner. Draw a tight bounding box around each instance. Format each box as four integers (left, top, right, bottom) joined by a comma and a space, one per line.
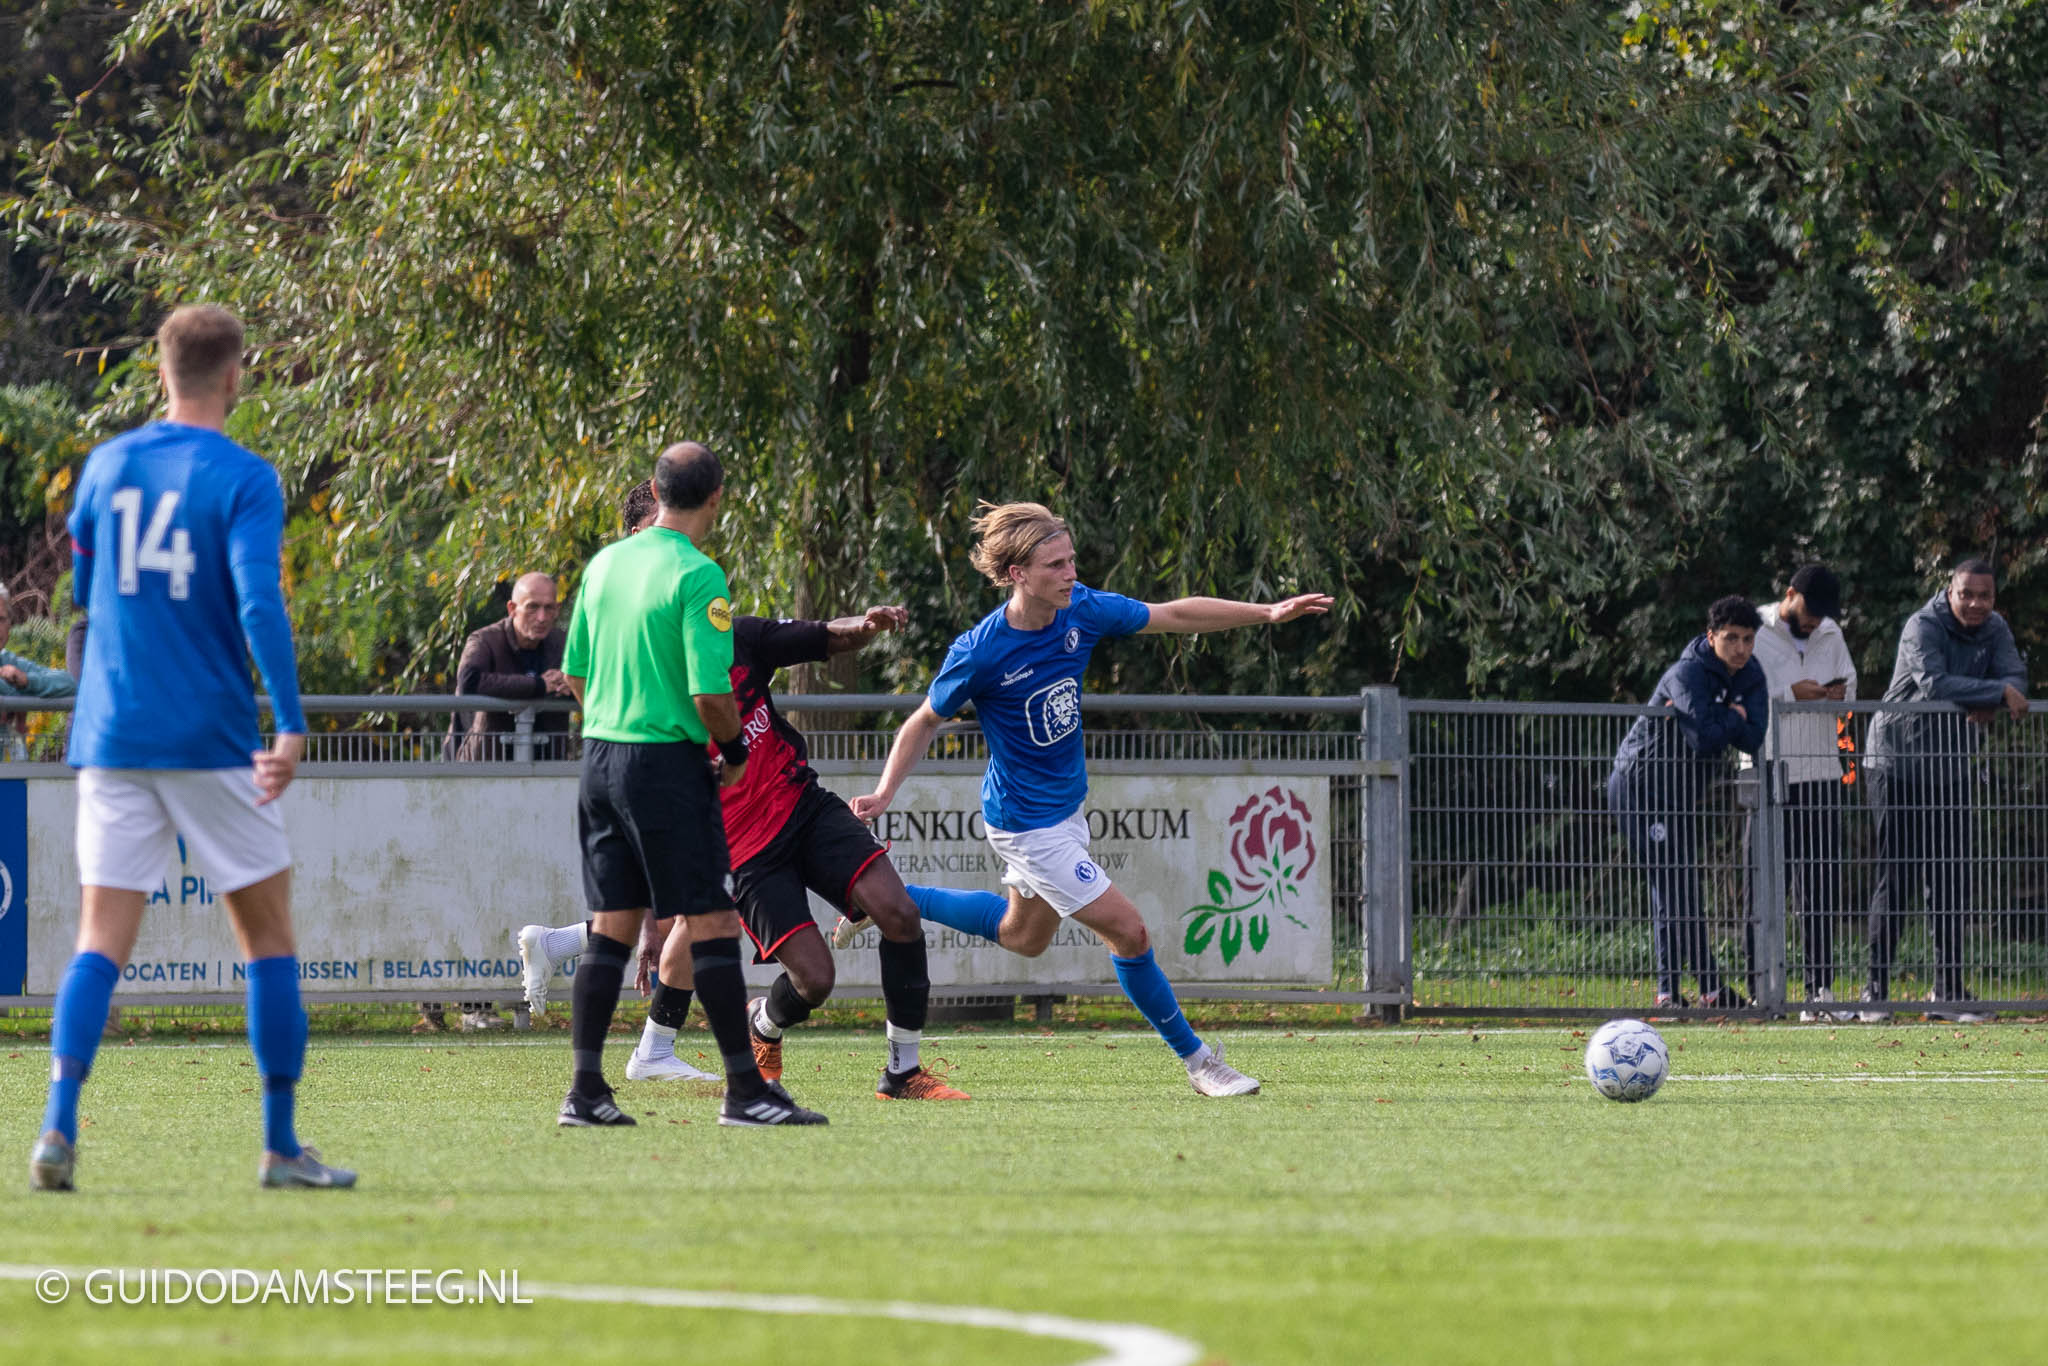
21, 777, 584, 997
814, 774, 1331, 986
12, 771, 1332, 996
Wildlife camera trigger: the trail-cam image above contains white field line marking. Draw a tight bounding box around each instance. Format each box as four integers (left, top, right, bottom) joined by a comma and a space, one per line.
0, 1265, 1200, 1366
526, 1281, 1201, 1366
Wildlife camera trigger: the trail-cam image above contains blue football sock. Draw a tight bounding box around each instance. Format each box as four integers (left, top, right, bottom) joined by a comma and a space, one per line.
246, 956, 307, 1159
1112, 948, 1202, 1059
42, 951, 119, 1143
907, 885, 1008, 944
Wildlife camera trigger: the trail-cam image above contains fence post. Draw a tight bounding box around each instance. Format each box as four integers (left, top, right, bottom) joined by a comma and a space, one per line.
512, 706, 536, 764
1752, 701, 1789, 1015
1361, 685, 1411, 1020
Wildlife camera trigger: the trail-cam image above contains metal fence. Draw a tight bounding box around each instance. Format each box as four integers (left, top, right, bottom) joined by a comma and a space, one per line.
0, 691, 1386, 1018
1406, 696, 2048, 1019
9, 688, 2043, 1021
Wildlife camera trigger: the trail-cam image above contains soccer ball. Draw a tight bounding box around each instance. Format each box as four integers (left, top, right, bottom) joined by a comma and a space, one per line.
1583, 1018, 1669, 1102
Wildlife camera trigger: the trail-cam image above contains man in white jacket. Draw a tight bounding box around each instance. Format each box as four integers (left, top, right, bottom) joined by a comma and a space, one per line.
1750, 565, 1857, 1020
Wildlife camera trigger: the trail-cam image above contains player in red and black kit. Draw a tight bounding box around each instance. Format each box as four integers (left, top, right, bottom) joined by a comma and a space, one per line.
518, 481, 966, 1100
717, 609, 966, 1099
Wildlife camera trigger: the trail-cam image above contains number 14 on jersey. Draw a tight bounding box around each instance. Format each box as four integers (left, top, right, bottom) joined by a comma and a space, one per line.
111, 487, 197, 600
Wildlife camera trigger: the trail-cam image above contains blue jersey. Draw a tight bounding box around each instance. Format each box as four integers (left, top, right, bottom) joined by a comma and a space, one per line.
927, 583, 1151, 831
66, 421, 307, 769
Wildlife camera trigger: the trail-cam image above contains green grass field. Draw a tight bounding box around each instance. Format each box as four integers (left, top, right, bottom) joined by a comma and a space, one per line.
6, 1018, 2048, 1365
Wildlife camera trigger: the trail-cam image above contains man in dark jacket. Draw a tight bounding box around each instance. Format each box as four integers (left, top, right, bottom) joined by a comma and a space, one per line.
1607, 597, 1770, 1010
425, 571, 570, 1032
1860, 559, 2029, 1023
445, 572, 571, 762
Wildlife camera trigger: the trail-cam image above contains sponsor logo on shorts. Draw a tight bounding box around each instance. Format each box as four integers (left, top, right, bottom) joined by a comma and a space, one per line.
1074, 860, 1099, 884
708, 597, 733, 632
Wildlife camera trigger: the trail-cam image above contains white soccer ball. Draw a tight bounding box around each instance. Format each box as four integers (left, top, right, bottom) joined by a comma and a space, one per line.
1583, 1018, 1669, 1102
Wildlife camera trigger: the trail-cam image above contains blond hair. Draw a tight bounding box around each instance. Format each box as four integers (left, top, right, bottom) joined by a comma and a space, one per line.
157, 304, 244, 396
968, 501, 1070, 589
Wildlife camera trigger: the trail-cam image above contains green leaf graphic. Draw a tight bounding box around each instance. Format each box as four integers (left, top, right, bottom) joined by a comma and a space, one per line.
1248, 914, 1270, 954
1207, 870, 1231, 904
1220, 914, 1244, 965
1184, 911, 1216, 955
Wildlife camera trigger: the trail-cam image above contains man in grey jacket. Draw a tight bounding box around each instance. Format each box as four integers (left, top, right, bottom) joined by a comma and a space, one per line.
1861, 559, 2029, 1022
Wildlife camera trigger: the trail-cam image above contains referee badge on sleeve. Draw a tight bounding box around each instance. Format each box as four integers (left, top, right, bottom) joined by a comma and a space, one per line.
707, 597, 732, 632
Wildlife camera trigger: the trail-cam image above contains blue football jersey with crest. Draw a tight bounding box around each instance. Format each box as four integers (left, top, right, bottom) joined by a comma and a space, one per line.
927, 583, 1151, 831
66, 421, 307, 769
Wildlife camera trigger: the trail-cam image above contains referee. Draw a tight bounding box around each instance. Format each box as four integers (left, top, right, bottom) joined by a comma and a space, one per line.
558, 441, 826, 1128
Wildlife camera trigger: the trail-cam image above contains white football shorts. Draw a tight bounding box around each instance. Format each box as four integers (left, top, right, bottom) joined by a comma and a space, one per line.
984, 812, 1112, 918
76, 767, 291, 895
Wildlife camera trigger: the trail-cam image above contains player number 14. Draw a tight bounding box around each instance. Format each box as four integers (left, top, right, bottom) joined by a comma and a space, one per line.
110, 487, 196, 600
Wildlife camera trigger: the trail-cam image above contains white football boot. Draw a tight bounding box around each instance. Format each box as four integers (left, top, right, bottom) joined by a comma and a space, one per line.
1186, 1043, 1260, 1097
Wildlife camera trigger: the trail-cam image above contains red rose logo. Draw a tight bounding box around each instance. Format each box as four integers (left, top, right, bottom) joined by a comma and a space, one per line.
1227, 787, 1318, 902
1182, 786, 1316, 965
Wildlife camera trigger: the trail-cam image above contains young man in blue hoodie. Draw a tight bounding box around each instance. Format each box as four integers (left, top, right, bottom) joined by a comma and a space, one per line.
1607, 596, 1770, 1011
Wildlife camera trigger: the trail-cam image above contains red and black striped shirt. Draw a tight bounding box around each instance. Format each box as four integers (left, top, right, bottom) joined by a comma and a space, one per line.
716, 616, 832, 867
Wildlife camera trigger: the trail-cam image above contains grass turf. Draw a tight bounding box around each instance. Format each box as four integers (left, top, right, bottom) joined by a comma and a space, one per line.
5, 1020, 2048, 1365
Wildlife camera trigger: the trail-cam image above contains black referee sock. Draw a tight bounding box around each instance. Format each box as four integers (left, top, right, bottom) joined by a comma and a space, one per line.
878, 934, 931, 1034
763, 973, 815, 1032
570, 931, 632, 1098
648, 981, 694, 1030
690, 937, 767, 1097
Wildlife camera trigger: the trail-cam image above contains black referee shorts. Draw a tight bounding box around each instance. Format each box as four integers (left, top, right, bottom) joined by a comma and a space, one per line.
578, 738, 734, 919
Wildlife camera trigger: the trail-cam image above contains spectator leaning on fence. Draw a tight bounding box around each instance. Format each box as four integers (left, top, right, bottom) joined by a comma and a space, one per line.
1607, 596, 1769, 1013
1748, 565, 1858, 1021
0, 583, 79, 702
445, 572, 571, 762
1859, 558, 2029, 1024
0, 581, 78, 762
421, 570, 571, 1033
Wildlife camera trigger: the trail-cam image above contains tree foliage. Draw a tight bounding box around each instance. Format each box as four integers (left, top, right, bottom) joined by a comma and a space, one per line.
8, 0, 2048, 699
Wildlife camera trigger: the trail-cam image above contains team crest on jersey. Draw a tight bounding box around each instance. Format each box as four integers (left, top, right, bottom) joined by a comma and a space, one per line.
707, 597, 732, 632
1064, 627, 1081, 652
1027, 677, 1082, 746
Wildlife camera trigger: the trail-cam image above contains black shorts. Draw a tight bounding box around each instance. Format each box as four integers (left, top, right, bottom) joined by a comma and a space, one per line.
578, 738, 734, 919
732, 783, 889, 962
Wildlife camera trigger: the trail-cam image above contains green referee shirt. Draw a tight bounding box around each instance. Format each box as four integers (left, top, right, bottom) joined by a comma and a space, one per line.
563, 527, 734, 743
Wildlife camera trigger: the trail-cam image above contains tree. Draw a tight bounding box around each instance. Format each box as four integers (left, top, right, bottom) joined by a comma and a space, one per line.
11, 1, 2048, 701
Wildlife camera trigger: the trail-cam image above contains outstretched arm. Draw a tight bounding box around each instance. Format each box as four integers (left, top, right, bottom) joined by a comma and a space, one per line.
825, 604, 909, 655
850, 700, 945, 820
1138, 593, 1333, 635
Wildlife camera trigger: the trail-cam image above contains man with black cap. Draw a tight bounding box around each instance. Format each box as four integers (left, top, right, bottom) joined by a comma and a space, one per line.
1750, 565, 1857, 1020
